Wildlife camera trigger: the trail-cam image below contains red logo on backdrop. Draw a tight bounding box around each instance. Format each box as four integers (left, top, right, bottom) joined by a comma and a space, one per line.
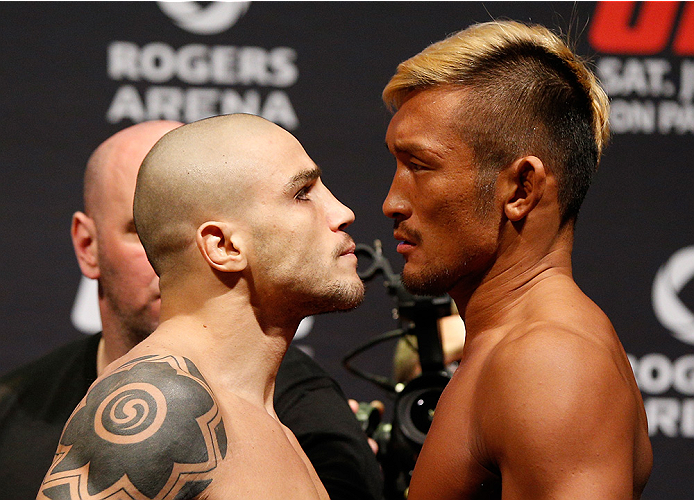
589, 1, 694, 55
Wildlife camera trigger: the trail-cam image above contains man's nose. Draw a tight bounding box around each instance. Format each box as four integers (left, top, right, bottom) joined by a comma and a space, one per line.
326, 190, 356, 231
382, 176, 410, 221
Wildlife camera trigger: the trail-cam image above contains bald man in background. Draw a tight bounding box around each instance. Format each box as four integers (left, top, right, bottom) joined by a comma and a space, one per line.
0, 119, 382, 500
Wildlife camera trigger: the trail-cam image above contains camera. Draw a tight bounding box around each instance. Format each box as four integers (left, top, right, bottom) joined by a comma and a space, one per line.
344, 241, 453, 499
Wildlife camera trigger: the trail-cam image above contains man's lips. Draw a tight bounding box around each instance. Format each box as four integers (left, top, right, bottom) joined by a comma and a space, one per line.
337, 238, 357, 259
393, 230, 417, 254
396, 241, 415, 254
340, 241, 356, 256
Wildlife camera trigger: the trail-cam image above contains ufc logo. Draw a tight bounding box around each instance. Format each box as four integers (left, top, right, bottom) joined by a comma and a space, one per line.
590, 1, 694, 55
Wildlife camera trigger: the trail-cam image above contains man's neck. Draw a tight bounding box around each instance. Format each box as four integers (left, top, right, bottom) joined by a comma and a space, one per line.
96, 336, 108, 377
451, 234, 575, 343
151, 292, 299, 411
97, 320, 145, 377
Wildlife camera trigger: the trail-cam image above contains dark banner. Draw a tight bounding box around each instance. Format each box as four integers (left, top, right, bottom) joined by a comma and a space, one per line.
1, 2, 692, 498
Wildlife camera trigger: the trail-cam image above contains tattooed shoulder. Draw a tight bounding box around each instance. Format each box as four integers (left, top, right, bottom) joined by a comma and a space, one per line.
38, 355, 227, 500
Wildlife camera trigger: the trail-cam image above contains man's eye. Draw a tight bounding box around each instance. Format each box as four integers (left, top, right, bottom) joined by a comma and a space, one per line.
406, 156, 430, 171
295, 185, 312, 201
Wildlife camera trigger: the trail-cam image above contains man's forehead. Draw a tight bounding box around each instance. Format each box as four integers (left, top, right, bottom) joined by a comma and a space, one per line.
386, 89, 468, 156
250, 137, 320, 188
229, 150, 321, 204
386, 117, 455, 159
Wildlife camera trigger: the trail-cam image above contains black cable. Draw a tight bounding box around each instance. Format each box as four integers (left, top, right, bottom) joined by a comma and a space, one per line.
342, 328, 407, 393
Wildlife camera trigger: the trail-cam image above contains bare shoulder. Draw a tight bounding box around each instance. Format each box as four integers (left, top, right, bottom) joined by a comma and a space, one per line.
490, 317, 625, 383
37, 355, 227, 500
480, 321, 638, 434
474, 322, 650, 497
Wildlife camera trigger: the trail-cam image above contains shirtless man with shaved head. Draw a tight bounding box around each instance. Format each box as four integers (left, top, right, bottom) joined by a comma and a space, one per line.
34, 114, 366, 500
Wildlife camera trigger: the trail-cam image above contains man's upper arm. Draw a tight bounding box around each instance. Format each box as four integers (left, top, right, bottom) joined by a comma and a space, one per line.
37, 355, 227, 500
480, 330, 639, 499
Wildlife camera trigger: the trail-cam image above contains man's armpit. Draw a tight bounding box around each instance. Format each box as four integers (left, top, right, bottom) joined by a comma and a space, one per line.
38, 355, 227, 500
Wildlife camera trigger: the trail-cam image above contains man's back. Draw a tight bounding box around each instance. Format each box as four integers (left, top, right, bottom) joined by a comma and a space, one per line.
407, 275, 651, 499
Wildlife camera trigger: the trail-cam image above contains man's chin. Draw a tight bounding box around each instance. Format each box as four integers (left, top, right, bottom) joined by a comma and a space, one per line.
334, 280, 366, 310
401, 266, 455, 297
310, 279, 365, 314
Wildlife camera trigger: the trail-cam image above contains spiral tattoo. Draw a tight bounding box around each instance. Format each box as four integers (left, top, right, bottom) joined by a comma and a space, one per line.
37, 355, 226, 500
94, 383, 167, 445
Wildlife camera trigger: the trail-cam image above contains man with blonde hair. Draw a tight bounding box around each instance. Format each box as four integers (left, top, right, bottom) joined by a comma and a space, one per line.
35, 114, 371, 500
382, 21, 652, 498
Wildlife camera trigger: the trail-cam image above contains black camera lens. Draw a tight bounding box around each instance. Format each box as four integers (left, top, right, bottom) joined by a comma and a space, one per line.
394, 372, 450, 446
397, 387, 442, 444
409, 389, 441, 434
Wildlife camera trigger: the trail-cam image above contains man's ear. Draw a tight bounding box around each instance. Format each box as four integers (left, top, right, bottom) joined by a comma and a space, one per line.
196, 221, 247, 273
500, 156, 547, 222
71, 211, 100, 279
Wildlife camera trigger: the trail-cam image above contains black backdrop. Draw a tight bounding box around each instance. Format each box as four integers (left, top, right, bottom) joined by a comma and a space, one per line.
1, 2, 692, 498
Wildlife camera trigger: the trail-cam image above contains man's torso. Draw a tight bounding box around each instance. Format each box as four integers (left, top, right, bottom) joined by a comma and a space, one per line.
1, 336, 378, 500
407, 286, 651, 499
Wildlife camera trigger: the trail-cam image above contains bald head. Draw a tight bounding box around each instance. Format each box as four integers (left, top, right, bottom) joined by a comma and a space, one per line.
134, 114, 306, 277
84, 121, 183, 219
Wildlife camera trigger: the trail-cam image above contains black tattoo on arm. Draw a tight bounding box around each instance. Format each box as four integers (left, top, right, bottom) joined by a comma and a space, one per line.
37, 355, 227, 500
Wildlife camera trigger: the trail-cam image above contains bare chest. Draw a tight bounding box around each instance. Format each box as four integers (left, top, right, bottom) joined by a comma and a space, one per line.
205, 404, 328, 500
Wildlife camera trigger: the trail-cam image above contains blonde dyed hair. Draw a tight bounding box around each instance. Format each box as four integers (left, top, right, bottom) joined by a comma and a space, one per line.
383, 21, 610, 224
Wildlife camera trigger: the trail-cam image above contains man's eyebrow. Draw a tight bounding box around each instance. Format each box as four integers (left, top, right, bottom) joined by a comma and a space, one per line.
386, 139, 445, 160
386, 139, 426, 155
386, 139, 417, 155
285, 166, 322, 193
